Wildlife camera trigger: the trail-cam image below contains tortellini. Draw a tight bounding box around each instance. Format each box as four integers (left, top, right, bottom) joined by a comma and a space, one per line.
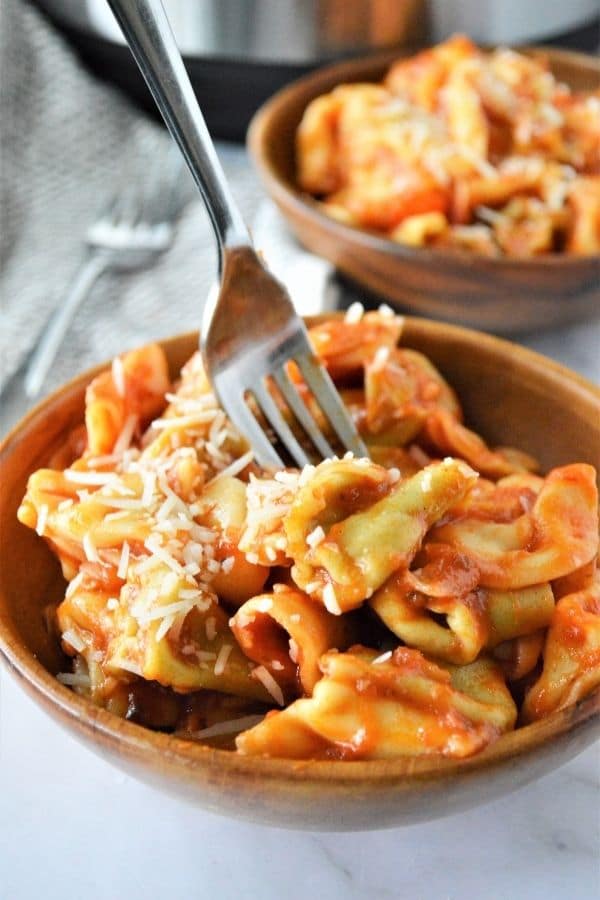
370, 563, 555, 666
18, 307, 600, 761
85, 343, 170, 455
285, 457, 478, 613
230, 586, 351, 696
296, 35, 600, 257
237, 647, 517, 759
430, 464, 598, 589
522, 572, 600, 722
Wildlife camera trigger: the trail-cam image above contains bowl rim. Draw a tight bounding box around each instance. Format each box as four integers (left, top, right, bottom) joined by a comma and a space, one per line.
247, 44, 600, 272
1, 320, 599, 786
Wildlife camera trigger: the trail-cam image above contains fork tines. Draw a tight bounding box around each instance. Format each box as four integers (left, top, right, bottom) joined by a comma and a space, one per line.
214, 326, 368, 469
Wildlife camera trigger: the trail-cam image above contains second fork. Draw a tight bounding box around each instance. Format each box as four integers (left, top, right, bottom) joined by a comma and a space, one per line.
23, 145, 188, 398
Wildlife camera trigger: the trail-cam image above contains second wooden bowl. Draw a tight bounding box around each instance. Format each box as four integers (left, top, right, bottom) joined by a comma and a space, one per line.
248, 48, 600, 334
0, 320, 599, 830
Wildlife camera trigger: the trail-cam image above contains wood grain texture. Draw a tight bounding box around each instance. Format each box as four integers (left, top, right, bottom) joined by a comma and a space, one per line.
248, 47, 600, 335
0, 322, 599, 830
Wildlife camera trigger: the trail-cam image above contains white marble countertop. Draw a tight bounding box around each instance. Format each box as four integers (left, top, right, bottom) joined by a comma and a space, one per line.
1, 668, 598, 899
1, 143, 599, 898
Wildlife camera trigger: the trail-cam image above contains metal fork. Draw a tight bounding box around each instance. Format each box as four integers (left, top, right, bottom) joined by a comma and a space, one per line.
23, 144, 188, 398
108, 0, 368, 467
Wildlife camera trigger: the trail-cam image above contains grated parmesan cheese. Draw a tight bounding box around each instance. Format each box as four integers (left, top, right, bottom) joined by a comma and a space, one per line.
156, 493, 178, 522
141, 471, 157, 508
185, 715, 265, 741
113, 414, 139, 455
209, 449, 254, 482
83, 532, 100, 563
137, 597, 205, 624
144, 536, 186, 575
62, 628, 86, 653
214, 643, 233, 676
253, 665, 285, 706
117, 541, 130, 579
476, 205, 505, 226
152, 412, 218, 430
255, 597, 273, 613
64, 470, 117, 486
221, 556, 235, 574
306, 525, 325, 548
351, 726, 367, 747
289, 638, 299, 664
115, 658, 143, 677
344, 301, 364, 324
323, 582, 342, 616
65, 571, 85, 599
35, 503, 49, 536
57, 672, 91, 688
112, 357, 126, 397
421, 469, 433, 493
372, 345, 390, 370
304, 580, 321, 595
86, 453, 120, 467
93, 495, 146, 510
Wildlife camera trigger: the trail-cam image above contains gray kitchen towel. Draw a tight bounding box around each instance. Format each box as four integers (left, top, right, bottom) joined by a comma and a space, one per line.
2, 0, 598, 418
0, 0, 260, 397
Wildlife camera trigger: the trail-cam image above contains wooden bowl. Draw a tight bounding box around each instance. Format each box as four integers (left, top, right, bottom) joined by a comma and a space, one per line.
1, 321, 599, 831
248, 48, 600, 335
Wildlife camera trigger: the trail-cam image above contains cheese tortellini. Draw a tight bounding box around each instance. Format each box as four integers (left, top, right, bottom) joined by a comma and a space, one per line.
296, 35, 600, 257
18, 307, 600, 760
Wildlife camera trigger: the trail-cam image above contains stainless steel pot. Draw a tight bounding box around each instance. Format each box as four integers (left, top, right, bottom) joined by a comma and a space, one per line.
35, 1, 599, 139
37, 0, 427, 62
37, 0, 600, 58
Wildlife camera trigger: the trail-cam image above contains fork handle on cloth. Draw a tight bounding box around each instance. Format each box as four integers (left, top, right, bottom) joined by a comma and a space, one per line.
23, 252, 109, 398
107, 0, 251, 268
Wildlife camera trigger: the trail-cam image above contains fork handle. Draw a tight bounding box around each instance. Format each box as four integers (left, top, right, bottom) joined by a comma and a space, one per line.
23, 253, 109, 399
107, 0, 251, 267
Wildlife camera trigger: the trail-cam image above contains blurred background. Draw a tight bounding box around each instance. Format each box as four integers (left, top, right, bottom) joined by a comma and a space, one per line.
1, 0, 599, 425
31, 0, 600, 138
